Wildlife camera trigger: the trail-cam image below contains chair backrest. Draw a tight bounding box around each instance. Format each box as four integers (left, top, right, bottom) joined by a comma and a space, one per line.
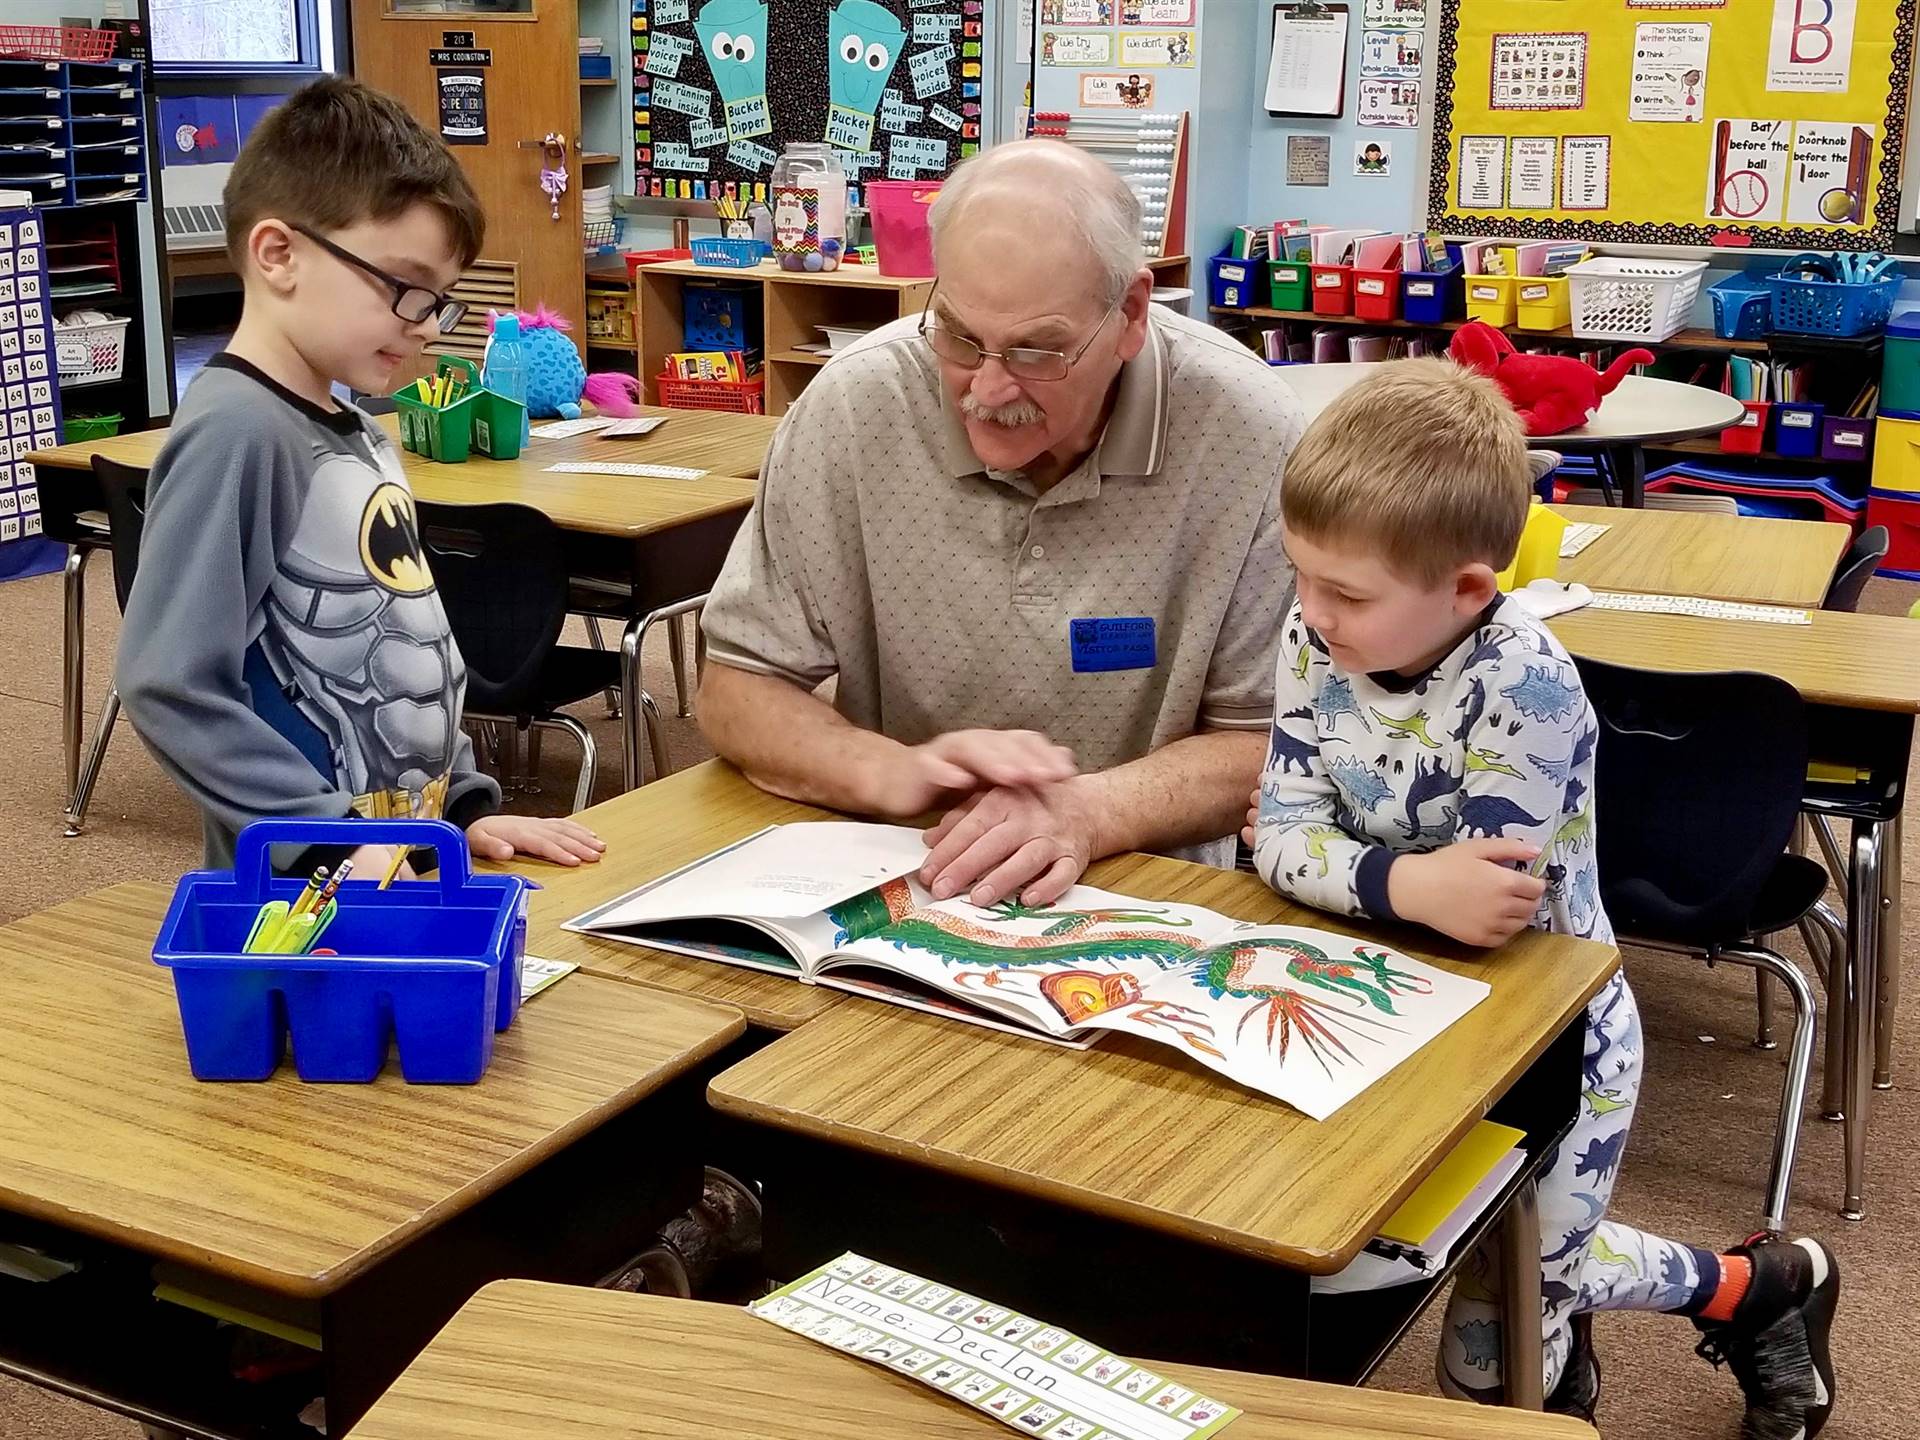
89, 456, 148, 614
1577, 657, 1807, 946
1561, 491, 1739, 515
1823, 524, 1889, 613
416, 501, 569, 717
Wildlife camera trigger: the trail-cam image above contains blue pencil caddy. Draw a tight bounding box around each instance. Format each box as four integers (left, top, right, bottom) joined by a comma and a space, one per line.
153, 819, 532, 1085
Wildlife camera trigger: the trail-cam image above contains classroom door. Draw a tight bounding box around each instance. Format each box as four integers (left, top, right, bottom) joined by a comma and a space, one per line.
348, 0, 587, 357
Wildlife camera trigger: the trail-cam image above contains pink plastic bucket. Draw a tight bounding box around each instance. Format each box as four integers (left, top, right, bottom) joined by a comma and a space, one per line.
867, 180, 942, 277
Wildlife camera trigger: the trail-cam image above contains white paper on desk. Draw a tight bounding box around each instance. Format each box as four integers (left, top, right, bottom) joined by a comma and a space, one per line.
1265, 4, 1348, 116
601, 416, 667, 437
530, 417, 614, 439
1509, 579, 1593, 620
584, 822, 931, 924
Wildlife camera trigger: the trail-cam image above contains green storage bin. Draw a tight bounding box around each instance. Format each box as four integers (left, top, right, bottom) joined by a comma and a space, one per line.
62, 412, 123, 442
1267, 259, 1310, 311
1883, 310, 1920, 418
391, 356, 526, 463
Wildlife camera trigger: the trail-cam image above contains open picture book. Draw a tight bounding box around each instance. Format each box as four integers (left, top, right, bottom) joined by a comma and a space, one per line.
565, 823, 1490, 1119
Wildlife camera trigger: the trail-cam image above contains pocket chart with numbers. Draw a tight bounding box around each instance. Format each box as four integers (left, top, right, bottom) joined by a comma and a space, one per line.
0, 208, 62, 579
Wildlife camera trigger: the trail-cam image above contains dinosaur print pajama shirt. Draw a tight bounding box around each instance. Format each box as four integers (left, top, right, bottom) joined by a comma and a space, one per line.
1253, 594, 1724, 1398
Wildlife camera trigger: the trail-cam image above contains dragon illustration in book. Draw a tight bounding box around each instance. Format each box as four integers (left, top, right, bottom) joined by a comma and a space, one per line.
853, 896, 1426, 1074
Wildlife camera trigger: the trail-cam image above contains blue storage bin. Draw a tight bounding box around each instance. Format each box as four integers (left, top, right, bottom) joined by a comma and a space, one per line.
154, 820, 532, 1085
1209, 250, 1259, 310
1766, 272, 1902, 337
1401, 260, 1464, 325
1708, 273, 1772, 340
1772, 402, 1825, 457
689, 235, 767, 269
682, 278, 762, 352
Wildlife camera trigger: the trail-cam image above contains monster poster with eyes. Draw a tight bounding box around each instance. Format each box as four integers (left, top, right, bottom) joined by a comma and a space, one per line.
634, 0, 985, 195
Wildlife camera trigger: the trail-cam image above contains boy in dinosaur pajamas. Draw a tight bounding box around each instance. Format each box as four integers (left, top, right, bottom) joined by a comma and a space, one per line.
1246, 359, 1839, 1437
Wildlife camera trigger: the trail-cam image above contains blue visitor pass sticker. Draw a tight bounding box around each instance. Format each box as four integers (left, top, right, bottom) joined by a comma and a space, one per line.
1070, 616, 1157, 673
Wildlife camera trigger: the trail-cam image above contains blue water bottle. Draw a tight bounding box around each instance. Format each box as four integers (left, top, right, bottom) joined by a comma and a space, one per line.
483, 312, 532, 447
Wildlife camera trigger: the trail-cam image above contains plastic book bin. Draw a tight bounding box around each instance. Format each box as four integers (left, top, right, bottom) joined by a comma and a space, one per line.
153, 819, 533, 1084
1771, 402, 1825, 458
1464, 273, 1517, 326
1267, 259, 1310, 310
1208, 250, 1259, 309
1401, 260, 1464, 325
1352, 266, 1400, 322
1309, 263, 1353, 316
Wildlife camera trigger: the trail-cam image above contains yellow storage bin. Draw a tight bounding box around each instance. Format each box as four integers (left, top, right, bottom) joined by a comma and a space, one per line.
1515, 276, 1572, 332
1871, 413, 1920, 494
1465, 274, 1518, 326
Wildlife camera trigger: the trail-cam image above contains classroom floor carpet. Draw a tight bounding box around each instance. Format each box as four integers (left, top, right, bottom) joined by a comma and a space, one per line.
1, 564, 1918, 1439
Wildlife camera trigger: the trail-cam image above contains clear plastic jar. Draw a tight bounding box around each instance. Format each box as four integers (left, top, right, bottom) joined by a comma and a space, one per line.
770, 142, 847, 273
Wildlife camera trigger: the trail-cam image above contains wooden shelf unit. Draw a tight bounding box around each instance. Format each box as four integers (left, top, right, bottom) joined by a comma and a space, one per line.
631, 258, 932, 415
1212, 304, 1762, 355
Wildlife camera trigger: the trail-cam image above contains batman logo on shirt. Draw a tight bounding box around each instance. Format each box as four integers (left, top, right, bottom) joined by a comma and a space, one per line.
358, 482, 435, 596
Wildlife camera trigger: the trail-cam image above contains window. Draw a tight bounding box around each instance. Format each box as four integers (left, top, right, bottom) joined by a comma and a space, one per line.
152, 0, 339, 73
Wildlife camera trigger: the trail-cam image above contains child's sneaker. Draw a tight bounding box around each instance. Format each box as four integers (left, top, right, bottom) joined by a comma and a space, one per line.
1693, 1237, 1838, 1440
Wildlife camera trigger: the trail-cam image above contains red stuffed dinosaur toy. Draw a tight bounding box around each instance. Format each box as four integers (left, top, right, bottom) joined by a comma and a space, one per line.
1447, 320, 1653, 436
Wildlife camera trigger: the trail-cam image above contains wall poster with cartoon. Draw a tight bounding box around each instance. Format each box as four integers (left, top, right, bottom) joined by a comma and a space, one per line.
634, 0, 991, 198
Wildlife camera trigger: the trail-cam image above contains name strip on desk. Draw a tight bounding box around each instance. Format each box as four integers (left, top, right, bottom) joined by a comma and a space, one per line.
750, 1252, 1241, 1440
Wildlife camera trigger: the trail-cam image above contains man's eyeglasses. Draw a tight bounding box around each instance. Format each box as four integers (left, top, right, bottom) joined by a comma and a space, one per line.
291, 223, 468, 334
918, 290, 1121, 382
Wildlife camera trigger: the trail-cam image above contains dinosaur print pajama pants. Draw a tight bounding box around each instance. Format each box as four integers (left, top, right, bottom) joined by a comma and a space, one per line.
1437, 969, 1721, 1399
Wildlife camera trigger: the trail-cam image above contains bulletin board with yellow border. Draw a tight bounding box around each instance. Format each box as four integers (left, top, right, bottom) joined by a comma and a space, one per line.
1426, 0, 1916, 250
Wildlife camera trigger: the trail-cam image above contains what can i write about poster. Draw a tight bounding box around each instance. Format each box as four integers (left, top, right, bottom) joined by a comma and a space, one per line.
633, 0, 986, 195
1427, 0, 1915, 248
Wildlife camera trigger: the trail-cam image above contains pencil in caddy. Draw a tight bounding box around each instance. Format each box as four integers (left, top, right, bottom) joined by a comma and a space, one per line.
392, 355, 527, 463
152, 819, 533, 1084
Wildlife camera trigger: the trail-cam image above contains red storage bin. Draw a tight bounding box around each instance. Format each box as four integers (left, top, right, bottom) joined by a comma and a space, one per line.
1310, 264, 1353, 316
1352, 266, 1401, 322
1720, 400, 1770, 454
1867, 489, 1920, 579
656, 371, 765, 414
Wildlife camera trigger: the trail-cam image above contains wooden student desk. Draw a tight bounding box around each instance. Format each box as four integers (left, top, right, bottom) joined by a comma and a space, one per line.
354, 1282, 1596, 1439
1549, 505, 1848, 607
496, 760, 853, 1033
28, 405, 777, 802
0, 882, 746, 1439
709, 851, 1621, 1401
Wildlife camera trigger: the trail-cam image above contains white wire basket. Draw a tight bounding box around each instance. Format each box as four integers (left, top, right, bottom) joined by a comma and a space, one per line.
54, 315, 131, 385
1566, 258, 1708, 343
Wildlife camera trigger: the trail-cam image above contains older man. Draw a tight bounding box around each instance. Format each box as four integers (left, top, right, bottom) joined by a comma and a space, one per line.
697, 140, 1303, 905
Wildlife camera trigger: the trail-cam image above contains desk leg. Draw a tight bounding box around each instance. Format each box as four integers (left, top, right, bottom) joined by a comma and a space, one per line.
1498, 1177, 1545, 1409
1875, 815, 1901, 1090
668, 613, 694, 719
619, 617, 650, 792
1843, 819, 1884, 1221
1604, 443, 1646, 509
61, 546, 91, 812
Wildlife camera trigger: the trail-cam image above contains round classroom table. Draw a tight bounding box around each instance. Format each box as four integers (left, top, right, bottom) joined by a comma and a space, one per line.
1275, 362, 1748, 507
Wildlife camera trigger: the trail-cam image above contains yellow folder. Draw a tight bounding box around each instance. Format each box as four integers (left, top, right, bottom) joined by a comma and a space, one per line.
1377, 1119, 1526, 1248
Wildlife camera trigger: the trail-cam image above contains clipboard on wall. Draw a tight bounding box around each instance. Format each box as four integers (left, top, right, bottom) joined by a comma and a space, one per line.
1266, 1, 1350, 118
